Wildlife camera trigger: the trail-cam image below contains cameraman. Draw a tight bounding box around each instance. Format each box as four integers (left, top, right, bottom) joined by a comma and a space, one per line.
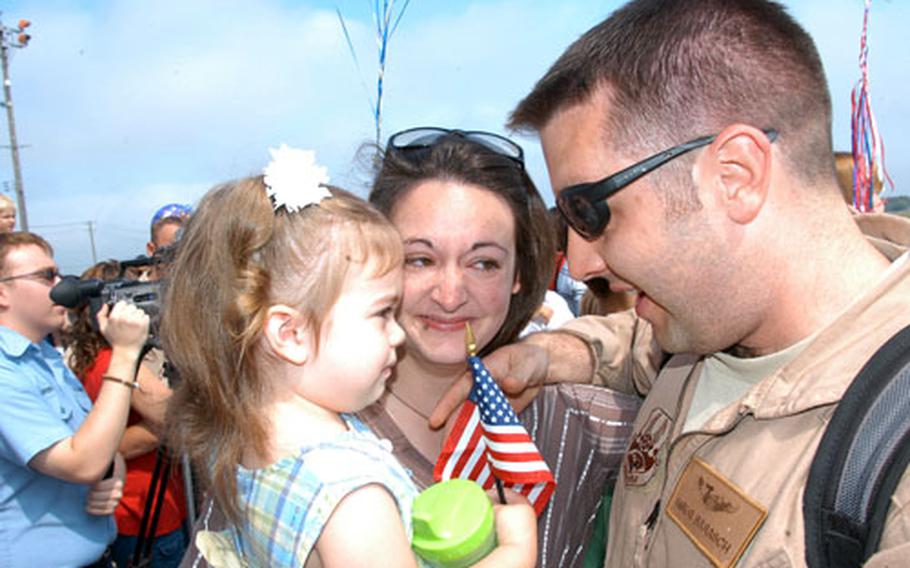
0, 232, 148, 567
67, 260, 187, 568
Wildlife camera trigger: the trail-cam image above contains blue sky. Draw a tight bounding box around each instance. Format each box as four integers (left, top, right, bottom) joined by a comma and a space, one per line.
1, 0, 907, 274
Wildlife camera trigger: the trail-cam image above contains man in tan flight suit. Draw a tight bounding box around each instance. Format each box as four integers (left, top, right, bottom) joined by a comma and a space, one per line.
431, 0, 910, 566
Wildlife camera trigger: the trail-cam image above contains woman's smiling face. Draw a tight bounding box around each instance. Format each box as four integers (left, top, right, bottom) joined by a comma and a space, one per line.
390, 179, 519, 367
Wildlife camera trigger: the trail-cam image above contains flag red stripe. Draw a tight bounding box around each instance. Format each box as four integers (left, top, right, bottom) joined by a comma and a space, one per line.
484, 434, 536, 443
467, 449, 489, 480
451, 427, 486, 478
433, 401, 477, 481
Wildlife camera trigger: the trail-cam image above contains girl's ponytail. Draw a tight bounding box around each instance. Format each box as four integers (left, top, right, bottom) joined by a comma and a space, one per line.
163, 177, 276, 523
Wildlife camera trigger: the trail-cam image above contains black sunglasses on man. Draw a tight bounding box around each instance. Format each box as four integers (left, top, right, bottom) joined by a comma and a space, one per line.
557, 128, 778, 240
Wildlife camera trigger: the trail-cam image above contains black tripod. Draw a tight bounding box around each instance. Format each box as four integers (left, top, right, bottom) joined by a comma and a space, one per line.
129, 446, 172, 568
125, 359, 195, 568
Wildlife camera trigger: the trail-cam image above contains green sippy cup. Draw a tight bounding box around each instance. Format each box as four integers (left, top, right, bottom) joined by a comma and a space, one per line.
411, 479, 497, 567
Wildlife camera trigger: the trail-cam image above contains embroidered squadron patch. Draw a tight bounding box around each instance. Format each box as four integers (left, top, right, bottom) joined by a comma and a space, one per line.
624, 407, 672, 486
667, 458, 767, 568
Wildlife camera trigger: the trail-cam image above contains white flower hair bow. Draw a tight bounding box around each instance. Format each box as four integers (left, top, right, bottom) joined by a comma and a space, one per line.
263, 144, 331, 213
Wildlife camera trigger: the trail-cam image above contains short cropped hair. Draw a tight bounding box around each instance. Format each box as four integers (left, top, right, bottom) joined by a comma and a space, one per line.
0, 232, 52, 275
510, 0, 834, 188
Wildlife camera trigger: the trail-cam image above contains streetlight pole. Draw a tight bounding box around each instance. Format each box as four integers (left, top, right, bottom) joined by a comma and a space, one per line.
0, 16, 30, 231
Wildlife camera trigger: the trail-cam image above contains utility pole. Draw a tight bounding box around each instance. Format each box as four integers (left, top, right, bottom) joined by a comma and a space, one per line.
86, 221, 97, 265
0, 16, 30, 230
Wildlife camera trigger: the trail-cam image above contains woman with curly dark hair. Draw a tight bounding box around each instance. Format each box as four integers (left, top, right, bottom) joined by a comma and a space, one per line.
67, 260, 187, 568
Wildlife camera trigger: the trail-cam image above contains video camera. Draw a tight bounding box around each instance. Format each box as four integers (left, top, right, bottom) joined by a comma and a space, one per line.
50, 255, 167, 345
52, 249, 192, 556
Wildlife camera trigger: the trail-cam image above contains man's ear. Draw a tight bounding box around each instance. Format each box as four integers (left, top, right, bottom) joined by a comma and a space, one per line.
146, 241, 156, 257
0, 284, 11, 310
263, 305, 311, 365
701, 124, 775, 225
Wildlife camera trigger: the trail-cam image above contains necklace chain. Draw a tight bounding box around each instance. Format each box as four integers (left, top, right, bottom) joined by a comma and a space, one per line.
385, 387, 432, 421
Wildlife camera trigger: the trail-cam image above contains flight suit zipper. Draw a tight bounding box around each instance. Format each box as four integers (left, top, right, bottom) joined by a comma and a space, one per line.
633, 362, 752, 566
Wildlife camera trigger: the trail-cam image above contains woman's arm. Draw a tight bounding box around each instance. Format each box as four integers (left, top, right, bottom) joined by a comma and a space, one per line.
119, 421, 159, 459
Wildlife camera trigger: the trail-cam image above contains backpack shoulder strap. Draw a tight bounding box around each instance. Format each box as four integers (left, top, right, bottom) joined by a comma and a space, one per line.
804, 322, 910, 568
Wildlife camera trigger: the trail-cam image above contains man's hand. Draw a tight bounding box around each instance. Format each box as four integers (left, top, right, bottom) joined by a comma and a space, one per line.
30, 305, 151, 484
429, 340, 549, 429
429, 331, 595, 429
97, 301, 150, 357
85, 453, 125, 516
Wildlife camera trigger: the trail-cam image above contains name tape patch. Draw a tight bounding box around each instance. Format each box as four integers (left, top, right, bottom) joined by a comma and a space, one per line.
667, 458, 767, 568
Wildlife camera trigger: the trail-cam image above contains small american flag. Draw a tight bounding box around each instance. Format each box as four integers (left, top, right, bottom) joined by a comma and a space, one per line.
433, 354, 556, 516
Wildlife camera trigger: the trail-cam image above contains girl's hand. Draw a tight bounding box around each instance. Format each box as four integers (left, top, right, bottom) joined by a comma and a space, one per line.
486, 485, 531, 506
481, 502, 538, 568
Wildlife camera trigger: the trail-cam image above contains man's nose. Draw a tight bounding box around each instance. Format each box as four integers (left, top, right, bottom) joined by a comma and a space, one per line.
566, 230, 612, 282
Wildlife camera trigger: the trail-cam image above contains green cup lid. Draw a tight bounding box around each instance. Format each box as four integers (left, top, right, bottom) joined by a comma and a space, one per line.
412, 479, 495, 564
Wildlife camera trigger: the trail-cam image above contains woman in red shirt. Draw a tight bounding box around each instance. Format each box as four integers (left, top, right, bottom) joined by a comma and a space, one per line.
67, 260, 187, 568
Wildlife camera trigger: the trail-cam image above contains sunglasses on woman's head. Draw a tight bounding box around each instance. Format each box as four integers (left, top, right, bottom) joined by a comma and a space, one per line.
387, 127, 525, 167
557, 128, 778, 241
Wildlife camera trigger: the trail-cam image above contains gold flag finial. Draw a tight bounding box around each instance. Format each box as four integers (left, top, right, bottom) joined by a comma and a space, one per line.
464, 322, 477, 357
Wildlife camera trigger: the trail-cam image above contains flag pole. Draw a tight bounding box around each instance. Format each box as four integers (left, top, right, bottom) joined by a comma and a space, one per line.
465, 322, 507, 505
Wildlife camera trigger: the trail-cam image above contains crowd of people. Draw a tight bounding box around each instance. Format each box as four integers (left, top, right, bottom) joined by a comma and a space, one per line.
0, 202, 193, 568
0, 1, 908, 567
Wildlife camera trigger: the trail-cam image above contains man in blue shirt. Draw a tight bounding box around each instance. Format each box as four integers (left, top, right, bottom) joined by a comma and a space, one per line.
0, 232, 149, 567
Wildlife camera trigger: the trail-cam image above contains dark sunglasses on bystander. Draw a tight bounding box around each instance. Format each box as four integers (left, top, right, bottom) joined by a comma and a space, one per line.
0, 266, 60, 285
